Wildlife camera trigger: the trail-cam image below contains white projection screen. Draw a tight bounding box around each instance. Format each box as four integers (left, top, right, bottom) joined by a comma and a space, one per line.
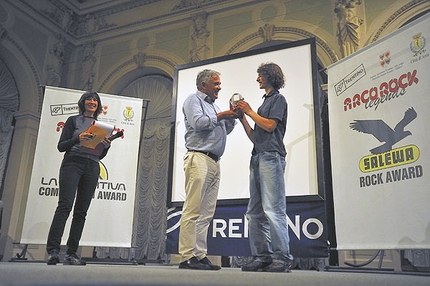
168, 38, 323, 206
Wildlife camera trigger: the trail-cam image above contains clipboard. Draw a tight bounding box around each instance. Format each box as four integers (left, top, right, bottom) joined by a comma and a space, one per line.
80, 131, 124, 156
80, 121, 115, 149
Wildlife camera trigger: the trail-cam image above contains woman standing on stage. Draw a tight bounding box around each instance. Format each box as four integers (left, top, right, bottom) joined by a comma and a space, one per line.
46, 91, 111, 266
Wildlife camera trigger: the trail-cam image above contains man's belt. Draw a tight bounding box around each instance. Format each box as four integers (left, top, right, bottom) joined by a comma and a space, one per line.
188, 150, 219, 162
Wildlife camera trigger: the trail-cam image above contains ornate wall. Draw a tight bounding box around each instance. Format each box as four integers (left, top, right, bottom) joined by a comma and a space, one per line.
0, 0, 428, 265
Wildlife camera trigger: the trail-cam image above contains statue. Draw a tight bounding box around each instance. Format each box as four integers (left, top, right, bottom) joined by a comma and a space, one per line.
190, 12, 210, 62
81, 41, 97, 90
45, 37, 65, 86
334, 0, 363, 57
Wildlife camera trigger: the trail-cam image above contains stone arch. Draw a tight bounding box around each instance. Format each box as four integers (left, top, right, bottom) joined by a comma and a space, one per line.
217, 24, 338, 85
0, 59, 18, 197
97, 51, 180, 93
0, 33, 42, 114
94, 53, 174, 260
217, 24, 340, 71
365, 0, 430, 45
120, 74, 172, 260
0, 24, 44, 260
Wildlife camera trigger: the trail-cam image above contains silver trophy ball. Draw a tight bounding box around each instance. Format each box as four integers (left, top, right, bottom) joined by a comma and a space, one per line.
230, 93, 244, 118
230, 93, 244, 106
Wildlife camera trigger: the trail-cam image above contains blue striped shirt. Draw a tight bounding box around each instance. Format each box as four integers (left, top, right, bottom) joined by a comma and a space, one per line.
182, 90, 235, 158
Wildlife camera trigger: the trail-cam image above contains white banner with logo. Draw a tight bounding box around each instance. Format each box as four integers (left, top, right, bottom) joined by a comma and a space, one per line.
21, 86, 142, 247
327, 14, 430, 250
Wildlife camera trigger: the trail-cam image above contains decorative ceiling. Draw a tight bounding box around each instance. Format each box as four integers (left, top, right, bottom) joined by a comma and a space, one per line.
58, 0, 146, 14
7, 0, 236, 44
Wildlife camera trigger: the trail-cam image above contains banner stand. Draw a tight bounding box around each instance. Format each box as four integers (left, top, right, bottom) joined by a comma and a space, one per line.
325, 249, 430, 276
325, 265, 396, 274
8, 243, 29, 262
324, 13, 430, 276
9, 98, 168, 266
10, 87, 150, 264
325, 249, 396, 273
325, 265, 430, 277
343, 250, 386, 268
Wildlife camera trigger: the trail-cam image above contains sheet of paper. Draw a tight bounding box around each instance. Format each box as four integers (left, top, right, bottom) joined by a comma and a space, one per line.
80, 120, 114, 149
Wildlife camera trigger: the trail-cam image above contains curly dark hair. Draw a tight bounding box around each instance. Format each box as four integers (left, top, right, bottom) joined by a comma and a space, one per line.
257, 62, 285, 90
77, 91, 103, 119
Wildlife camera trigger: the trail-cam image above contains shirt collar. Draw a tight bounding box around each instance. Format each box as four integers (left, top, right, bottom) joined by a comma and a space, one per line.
204, 96, 214, 103
196, 90, 214, 103
262, 89, 278, 99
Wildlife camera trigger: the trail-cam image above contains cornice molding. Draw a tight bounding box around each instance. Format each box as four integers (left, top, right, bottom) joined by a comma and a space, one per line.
225, 26, 339, 64
97, 54, 176, 91
370, 0, 429, 43
8, 0, 245, 44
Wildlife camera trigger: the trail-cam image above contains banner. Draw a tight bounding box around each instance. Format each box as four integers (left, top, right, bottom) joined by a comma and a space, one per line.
166, 202, 328, 258
21, 86, 142, 247
327, 14, 430, 250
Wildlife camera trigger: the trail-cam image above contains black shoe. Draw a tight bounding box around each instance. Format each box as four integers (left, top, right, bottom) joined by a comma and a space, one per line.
264, 260, 292, 273
241, 260, 271, 272
199, 257, 221, 270
47, 250, 60, 265
179, 257, 212, 270
63, 253, 86, 265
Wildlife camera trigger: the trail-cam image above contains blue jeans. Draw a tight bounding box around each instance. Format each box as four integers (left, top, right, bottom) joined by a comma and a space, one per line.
246, 151, 293, 262
46, 155, 99, 255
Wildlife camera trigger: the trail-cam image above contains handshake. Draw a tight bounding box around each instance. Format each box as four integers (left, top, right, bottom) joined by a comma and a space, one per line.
229, 93, 244, 118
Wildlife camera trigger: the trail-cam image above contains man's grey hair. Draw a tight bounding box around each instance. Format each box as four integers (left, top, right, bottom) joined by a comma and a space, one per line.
196, 69, 220, 91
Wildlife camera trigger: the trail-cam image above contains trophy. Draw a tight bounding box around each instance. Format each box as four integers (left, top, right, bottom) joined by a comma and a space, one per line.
230, 93, 244, 118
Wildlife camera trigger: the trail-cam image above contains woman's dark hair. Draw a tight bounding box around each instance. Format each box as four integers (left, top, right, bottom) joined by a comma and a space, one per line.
257, 62, 285, 90
78, 91, 103, 119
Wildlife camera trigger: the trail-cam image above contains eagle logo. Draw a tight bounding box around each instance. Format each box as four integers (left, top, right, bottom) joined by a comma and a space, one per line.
349, 107, 417, 154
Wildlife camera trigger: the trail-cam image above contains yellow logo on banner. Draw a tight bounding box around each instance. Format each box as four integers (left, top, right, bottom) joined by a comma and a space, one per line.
412, 33, 424, 51
99, 161, 108, 181
123, 106, 134, 121
359, 145, 419, 172
410, 32, 427, 58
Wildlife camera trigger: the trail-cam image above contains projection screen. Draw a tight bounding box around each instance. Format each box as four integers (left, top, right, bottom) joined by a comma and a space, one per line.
168, 38, 322, 206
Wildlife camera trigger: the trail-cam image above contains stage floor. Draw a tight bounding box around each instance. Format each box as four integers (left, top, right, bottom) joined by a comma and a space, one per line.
0, 261, 429, 286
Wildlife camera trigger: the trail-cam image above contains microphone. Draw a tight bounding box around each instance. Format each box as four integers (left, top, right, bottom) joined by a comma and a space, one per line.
108, 131, 123, 141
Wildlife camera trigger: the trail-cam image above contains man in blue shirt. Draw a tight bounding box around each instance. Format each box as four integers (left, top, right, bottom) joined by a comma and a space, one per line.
236, 62, 293, 273
179, 69, 238, 270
